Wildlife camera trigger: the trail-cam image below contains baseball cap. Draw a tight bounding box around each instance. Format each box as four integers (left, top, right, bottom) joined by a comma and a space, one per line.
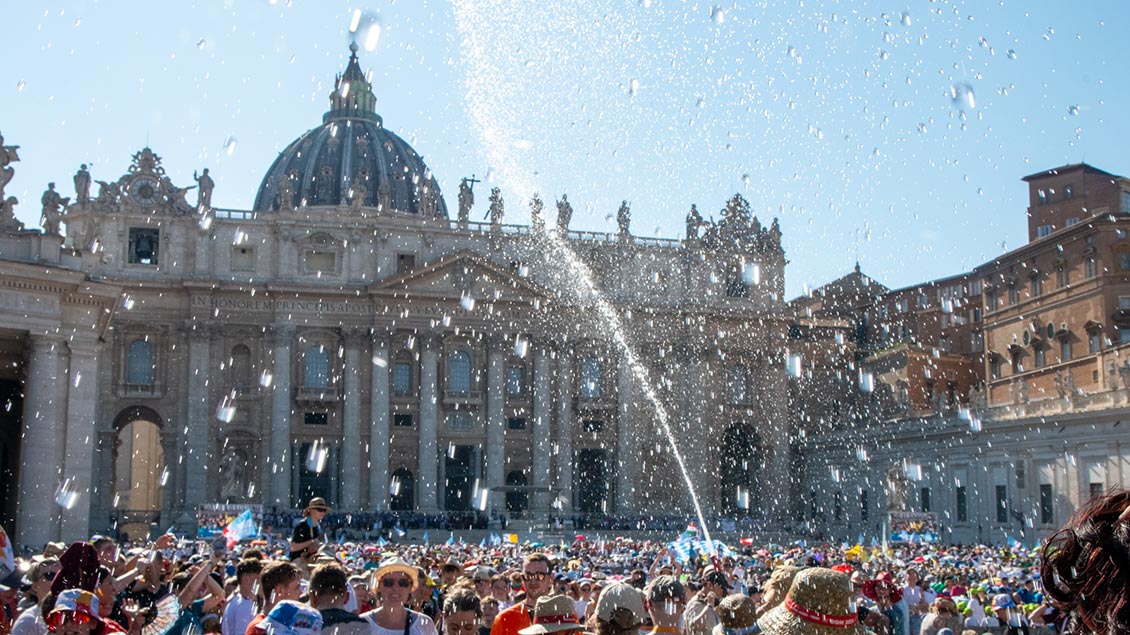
264, 600, 324, 635
596, 582, 646, 627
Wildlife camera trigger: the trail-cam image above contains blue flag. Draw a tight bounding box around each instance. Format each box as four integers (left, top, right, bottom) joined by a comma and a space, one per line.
422, 531, 430, 544
446, 533, 455, 546
223, 510, 257, 549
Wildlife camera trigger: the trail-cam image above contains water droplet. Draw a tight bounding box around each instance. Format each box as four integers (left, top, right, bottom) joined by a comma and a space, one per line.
1068, 105, 1080, 116
696, 97, 706, 108
159, 467, 170, 486
16, 80, 26, 92
900, 11, 911, 26
710, 6, 725, 24
73, 371, 82, 388
628, 78, 640, 96
215, 395, 237, 422
513, 335, 529, 358
1007, 49, 1018, 60
371, 355, 388, 368
787, 353, 803, 378
742, 174, 751, 187
122, 294, 135, 310
259, 370, 273, 387
904, 462, 923, 481
55, 479, 80, 509
363, 23, 382, 51
949, 83, 976, 110
460, 294, 476, 311
859, 370, 874, 393
917, 122, 928, 133
742, 262, 760, 285
224, 135, 238, 156
855, 447, 869, 462
196, 39, 207, 50
306, 440, 328, 473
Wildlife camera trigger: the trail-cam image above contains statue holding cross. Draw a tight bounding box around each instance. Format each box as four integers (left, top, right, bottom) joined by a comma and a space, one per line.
458, 175, 480, 224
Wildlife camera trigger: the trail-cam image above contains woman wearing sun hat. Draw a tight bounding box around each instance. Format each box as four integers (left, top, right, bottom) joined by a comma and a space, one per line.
45, 590, 106, 635
758, 568, 865, 635
362, 557, 437, 635
515, 595, 584, 635
290, 498, 331, 563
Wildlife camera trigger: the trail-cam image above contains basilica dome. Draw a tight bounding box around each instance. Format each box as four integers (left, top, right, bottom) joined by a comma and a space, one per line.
253, 44, 448, 217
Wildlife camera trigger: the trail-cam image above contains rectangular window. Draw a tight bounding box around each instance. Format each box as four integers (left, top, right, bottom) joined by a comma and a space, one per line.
393, 362, 412, 395
1091, 482, 1105, 499
304, 412, 328, 426
1090, 331, 1102, 354
1066, 217, 1079, 227
1040, 484, 1054, 524
1030, 277, 1041, 296
833, 491, 843, 522
1061, 339, 1072, 362
304, 250, 335, 274
446, 412, 473, 430
860, 490, 869, 523
920, 487, 931, 513
231, 246, 255, 271
1085, 257, 1097, 279
996, 484, 1008, 523
991, 357, 1002, 380
1122, 328, 1130, 345
971, 279, 983, 295
1037, 225, 1052, 238
939, 336, 951, 353
582, 419, 604, 433
506, 365, 525, 397
1056, 267, 1068, 288
1122, 191, 1130, 212
393, 413, 414, 427
1120, 296, 1130, 309
1008, 286, 1020, 305
971, 332, 984, 352
973, 307, 982, 322
507, 417, 527, 430
1034, 348, 1045, 368
128, 228, 160, 265
396, 253, 416, 273
580, 357, 603, 399
956, 486, 968, 522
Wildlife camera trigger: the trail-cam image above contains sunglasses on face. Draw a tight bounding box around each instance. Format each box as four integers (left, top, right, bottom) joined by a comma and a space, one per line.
447, 622, 478, 633
48, 612, 92, 629
523, 572, 550, 582
382, 578, 413, 588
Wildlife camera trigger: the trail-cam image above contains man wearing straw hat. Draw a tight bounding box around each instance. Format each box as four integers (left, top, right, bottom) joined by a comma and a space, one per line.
290, 498, 331, 563
757, 568, 865, 635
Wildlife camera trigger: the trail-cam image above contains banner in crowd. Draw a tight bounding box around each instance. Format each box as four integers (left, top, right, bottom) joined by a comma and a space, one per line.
197, 504, 265, 539
888, 511, 940, 543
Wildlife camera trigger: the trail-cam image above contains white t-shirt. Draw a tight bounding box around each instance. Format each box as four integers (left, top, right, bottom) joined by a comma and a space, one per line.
363, 611, 438, 635
222, 592, 257, 635
11, 605, 47, 635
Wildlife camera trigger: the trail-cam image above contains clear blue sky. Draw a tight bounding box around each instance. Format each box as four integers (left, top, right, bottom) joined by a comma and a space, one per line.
3, 1, 1127, 297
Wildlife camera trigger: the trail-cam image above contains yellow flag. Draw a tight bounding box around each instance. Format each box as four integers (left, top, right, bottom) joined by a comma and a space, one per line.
508, 534, 519, 544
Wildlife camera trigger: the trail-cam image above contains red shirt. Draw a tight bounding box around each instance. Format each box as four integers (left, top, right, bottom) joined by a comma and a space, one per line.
490, 603, 531, 635
245, 613, 267, 635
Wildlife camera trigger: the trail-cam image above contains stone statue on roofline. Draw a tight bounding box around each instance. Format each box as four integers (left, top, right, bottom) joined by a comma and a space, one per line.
617, 200, 631, 240
556, 194, 573, 232
458, 177, 474, 224
193, 168, 214, 210
40, 183, 68, 236
0, 197, 23, 232
377, 179, 391, 211
73, 164, 91, 202
276, 169, 297, 211
685, 204, 704, 241
488, 187, 504, 228
0, 131, 19, 200
529, 194, 545, 233
349, 173, 368, 210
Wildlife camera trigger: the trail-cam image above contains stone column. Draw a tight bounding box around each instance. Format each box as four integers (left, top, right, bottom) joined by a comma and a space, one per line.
554, 345, 574, 513
762, 358, 791, 520
532, 344, 553, 512
417, 333, 440, 512
341, 327, 364, 510
269, 325, 294, 508
485, 336, 507, 514
184, 322, 213, 507
681, 348, 716, 516
368, 329, 391, 510
60, 339, 101, 541
17, 334, 65, 548
616, 355, 637, 513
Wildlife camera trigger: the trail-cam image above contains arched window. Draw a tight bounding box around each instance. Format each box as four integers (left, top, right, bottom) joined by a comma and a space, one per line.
580, 357, 602, 399
448, 350, 471, 395
304, 345, 330, 388
127, 340, 154, 386
727, 364, 748, 404
389, 468, 415, 511
230, 345, 251, 388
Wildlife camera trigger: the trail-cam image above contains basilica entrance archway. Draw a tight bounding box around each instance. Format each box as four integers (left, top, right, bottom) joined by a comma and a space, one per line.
111, 406, 165, 541
574, 449, 611, 514
719, 424, 762, 515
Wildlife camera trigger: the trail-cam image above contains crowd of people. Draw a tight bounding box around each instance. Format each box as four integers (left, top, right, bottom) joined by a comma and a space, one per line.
4, 489, 1129, 635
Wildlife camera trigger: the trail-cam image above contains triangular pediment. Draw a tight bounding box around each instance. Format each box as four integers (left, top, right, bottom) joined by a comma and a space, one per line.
372, 249, 552, 305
